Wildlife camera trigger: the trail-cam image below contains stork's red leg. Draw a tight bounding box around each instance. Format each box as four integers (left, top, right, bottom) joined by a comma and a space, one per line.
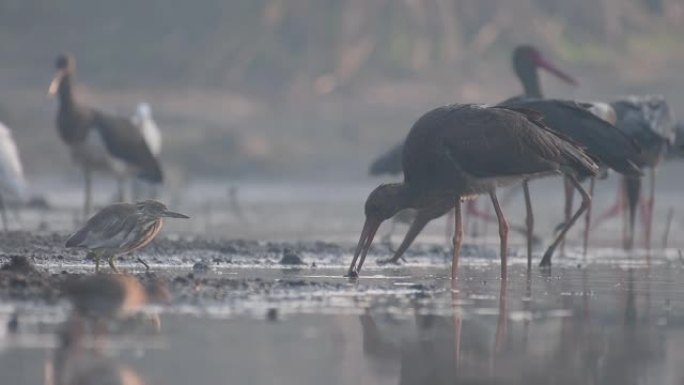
582, 177, 596, 256
561, 177, 575, 255
377, 213, 432, 265
592, 180, 625, 230
641, 168, 656, 250
522, 181, 533, 270
540, 175, 590, 267
624, 176, 641, 251
452, 197, 462, 279
489, 191, 509, 279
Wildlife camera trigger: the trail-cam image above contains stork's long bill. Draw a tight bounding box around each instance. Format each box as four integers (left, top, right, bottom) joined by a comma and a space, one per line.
347, 217, 381, 276
534, 54, 578, 86
48, 69, 65, 95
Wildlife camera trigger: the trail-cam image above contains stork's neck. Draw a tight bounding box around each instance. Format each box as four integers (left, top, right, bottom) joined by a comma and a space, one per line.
518, 68, 542, 98
57, 74, 76, 110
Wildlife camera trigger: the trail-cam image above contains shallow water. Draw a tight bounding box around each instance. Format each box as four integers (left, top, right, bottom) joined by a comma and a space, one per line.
2, 259, 684, 385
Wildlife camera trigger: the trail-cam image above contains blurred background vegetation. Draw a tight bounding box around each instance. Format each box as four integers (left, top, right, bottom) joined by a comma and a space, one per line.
0, 0, 683, 181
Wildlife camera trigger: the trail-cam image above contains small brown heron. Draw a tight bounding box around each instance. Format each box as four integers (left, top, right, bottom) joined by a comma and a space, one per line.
65, 200, 189, 272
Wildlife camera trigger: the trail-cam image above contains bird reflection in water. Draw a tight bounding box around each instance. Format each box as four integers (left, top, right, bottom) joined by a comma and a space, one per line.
44, 274, 169, 385
356, 272, 664, 385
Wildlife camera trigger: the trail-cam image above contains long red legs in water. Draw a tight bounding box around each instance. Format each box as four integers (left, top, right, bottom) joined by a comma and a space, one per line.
540, 175, 591, 267
522, 181, 533, 270
489, 191, 509, 280
452, 198, 463, 279
639, 168, 656, 250
561, 177, 575, 255
582, 178, 596, 256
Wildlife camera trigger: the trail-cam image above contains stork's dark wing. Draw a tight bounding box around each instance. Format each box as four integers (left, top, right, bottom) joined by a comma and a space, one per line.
500, 98, 642, 176
369, 143, 403, 176
93, 111, 163, 183
404, 105, 597, 183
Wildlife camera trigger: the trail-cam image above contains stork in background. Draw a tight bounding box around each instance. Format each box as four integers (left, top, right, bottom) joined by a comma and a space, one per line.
48, 54, 163, 217
131, 102, 162, 200
593, 95, 676, 250
0, 121, 27, 230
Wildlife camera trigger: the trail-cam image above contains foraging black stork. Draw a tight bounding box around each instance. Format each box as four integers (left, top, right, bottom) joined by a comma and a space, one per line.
367, 45, 578, 250
499, 98, 642, 265
593, 95, 676, 250
347, 104, 599, 279
48, 54, 162, 216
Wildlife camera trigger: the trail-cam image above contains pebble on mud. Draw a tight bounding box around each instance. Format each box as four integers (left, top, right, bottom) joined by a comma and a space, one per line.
193, 262, 211, 273
1, 256, 37, 274
279, 249, 304, 265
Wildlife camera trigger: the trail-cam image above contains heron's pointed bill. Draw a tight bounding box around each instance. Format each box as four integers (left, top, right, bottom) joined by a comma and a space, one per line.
162, 210, 190, 219
534, 54, 578, 86
48, 70, 65, 96
346, 217, 381, 277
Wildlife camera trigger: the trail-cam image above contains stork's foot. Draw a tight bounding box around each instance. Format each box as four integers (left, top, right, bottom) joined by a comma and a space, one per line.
539, 253, 552, 269
376, 257, 405, 266
344, 270, 359, 279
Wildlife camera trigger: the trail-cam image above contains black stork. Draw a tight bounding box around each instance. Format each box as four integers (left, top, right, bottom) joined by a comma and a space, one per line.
592, 95, 676, 250
48, 54, 163, 216
499, 98, 642, 266
367, 45, 577, 245
347, 104, 599, 279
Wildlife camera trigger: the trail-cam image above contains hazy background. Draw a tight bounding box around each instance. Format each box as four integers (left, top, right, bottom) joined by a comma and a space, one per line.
1, 0, 683, 183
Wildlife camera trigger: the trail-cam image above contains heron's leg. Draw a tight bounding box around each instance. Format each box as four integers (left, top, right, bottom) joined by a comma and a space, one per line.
107, 254, 120, 274
624, 176, 641, 251
452, 197, 462, 279
489, 191, 509, 279
540, 175, 590, 267
0, 193, 7, 232
83, 166, 92, 218
561, 177, 574, 255
582, 178, 596, 256
377, 211, 433, 265
522, 181, 533, 270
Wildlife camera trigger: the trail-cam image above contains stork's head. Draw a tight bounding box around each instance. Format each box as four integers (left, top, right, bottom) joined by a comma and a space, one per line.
48, 53, 76, 95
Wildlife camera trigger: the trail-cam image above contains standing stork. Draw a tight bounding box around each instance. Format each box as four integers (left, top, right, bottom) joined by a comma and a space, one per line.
499, 99, 642, 265
48, 54, 163, 216
593, 95, 676, 250
347, 104, 599, 279
0, 121, 27, 230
